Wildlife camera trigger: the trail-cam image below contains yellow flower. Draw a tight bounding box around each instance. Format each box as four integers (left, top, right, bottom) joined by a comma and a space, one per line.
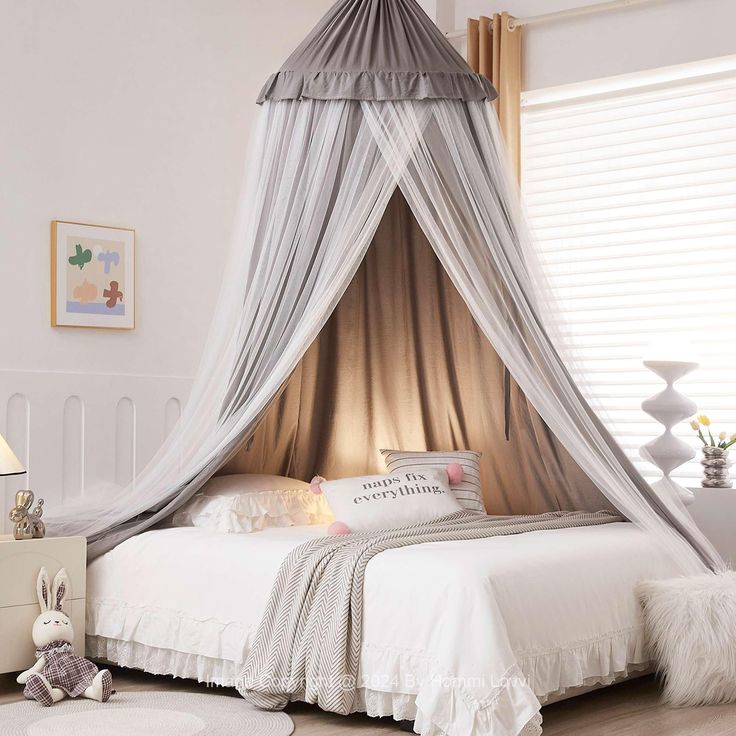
690, 420, 700, 430
697, 415, 711, 427
731, 433, 736, 441
719, 431, 727, 441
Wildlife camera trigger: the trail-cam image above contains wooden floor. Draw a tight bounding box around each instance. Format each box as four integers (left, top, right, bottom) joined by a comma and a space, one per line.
2, 667, 736, 735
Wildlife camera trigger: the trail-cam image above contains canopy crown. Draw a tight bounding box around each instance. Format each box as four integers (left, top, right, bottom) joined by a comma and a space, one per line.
257, 0, 497, 104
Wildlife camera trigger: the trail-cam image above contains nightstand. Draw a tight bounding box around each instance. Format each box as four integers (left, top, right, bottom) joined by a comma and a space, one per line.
0, 535, 86, 674
688, 488, 736, 566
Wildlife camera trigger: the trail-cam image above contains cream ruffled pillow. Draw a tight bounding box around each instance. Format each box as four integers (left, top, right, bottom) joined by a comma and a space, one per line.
172, 474, 333, 533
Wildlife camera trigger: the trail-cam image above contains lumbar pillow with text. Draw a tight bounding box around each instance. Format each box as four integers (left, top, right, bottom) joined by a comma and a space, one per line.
381, 449, 485, 513
318, 469, 462, 533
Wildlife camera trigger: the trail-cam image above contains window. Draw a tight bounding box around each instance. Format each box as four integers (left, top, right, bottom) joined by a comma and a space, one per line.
521, 56, 736, 486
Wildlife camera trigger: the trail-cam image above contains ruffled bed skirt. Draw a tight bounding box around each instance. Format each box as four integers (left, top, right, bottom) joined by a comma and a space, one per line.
86, 635, 543, 735
518, 624, 650, 703
87, 596, 650, 736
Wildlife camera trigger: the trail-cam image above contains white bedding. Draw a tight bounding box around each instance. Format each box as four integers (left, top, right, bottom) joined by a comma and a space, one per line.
87, 522, 680, 735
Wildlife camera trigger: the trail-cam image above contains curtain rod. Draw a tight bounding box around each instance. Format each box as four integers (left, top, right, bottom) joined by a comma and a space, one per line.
445, 0, 659, 39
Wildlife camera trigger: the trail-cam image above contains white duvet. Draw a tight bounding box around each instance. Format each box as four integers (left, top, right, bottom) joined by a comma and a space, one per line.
87, 522, 681, 735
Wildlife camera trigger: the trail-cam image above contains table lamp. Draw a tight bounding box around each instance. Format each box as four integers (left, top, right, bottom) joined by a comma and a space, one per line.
1, 433, 44, 539
0, 432, 25, 477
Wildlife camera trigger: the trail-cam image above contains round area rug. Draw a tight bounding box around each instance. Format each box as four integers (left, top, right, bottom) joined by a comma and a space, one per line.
0, 691, 294, 736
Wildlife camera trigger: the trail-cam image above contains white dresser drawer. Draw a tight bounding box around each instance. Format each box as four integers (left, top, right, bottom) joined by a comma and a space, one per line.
0, 536, 86, 607
0, 535, 87, 674
688, 488, 736, 566
0, 598, 85, 672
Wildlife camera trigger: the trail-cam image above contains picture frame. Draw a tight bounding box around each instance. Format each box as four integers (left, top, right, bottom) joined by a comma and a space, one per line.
51, 221, 135, 330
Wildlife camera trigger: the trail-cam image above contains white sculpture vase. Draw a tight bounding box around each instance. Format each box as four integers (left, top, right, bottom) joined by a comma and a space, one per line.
640, 360, 698, 506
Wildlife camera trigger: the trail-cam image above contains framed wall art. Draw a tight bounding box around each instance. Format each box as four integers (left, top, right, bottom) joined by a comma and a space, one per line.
51, 221, 135, 329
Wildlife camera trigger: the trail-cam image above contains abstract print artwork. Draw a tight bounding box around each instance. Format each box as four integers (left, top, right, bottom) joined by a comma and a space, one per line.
51, 221, 135, 329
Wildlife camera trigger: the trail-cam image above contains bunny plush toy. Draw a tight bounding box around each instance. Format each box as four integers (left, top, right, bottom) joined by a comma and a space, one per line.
16, 567, 113, 706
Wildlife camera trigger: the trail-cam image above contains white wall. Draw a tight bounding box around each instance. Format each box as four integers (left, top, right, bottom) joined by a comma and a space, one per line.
0, 0, 336, 526
0, 0, 334, 379
419, 0, 456, 32
452, 0, 736, 90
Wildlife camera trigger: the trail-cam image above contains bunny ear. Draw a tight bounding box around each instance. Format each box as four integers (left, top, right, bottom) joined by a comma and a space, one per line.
36, 567, 51, 612
52, 568, 70, 612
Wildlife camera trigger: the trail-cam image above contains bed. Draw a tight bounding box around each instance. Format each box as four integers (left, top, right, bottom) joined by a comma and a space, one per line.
85, 520, 678, 735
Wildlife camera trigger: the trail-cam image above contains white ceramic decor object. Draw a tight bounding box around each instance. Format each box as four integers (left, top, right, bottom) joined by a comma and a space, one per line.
640, 360, 698, 506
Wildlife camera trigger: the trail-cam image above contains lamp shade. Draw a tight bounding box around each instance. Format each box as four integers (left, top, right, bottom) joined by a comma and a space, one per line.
0, 433, 25, 476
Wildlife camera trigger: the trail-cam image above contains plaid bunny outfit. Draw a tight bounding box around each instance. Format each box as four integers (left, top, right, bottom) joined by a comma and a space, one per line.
24, 641, 98, 698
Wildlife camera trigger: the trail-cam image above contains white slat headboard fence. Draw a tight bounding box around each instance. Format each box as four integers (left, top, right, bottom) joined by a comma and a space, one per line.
0, 369, 191, 534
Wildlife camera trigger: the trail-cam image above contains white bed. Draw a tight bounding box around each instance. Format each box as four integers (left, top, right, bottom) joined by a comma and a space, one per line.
86, 522, 678, 735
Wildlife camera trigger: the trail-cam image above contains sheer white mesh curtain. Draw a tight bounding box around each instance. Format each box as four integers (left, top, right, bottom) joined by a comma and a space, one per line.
46, 0, 721, 576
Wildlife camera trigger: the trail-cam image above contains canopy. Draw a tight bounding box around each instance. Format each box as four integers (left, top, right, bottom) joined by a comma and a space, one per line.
47, 0, 721, 575
257, 0, 496, 103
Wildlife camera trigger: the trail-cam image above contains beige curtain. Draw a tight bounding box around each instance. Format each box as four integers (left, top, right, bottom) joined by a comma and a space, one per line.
468, 12, 523, 441
463, 12, 603, 511
466, 12, 522, 180
223, 191, 610, 515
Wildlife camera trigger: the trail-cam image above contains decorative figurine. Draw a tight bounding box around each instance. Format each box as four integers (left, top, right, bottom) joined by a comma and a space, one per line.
8, 490, 46, 540
16, 567, 113, 706
30, 498, 45, 538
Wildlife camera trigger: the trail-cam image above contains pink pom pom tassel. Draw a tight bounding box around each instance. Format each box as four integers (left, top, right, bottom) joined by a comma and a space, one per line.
446, 463, 464, 485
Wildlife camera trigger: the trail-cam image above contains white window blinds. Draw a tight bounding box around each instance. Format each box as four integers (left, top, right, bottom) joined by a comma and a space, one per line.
521, 57, 736, 486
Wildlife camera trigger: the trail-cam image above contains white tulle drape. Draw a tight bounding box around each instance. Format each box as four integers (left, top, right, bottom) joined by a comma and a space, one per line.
47, 97, 722, 573
362, 99, 721, 575
48, 100, 398, 554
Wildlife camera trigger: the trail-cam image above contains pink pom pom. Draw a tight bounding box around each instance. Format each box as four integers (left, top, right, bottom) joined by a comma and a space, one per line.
446, 463, 464, 485
310, 475, 325, 495
328, 521, 351, 535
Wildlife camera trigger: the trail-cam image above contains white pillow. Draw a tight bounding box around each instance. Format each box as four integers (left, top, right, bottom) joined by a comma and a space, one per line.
381, 449, 485, 513
172, 474, 333, 533
321, 469, 462, 533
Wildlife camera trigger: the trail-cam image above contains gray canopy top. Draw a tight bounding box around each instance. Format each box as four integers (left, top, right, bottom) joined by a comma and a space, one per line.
257, 0, 497, 104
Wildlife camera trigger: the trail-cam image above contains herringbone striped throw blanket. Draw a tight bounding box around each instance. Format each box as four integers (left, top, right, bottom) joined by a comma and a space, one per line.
237, 509, 622, 714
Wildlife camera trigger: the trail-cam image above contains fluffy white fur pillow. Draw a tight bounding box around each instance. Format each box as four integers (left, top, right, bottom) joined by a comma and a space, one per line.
638, 571, 736, 705
173, 474, 332, 533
